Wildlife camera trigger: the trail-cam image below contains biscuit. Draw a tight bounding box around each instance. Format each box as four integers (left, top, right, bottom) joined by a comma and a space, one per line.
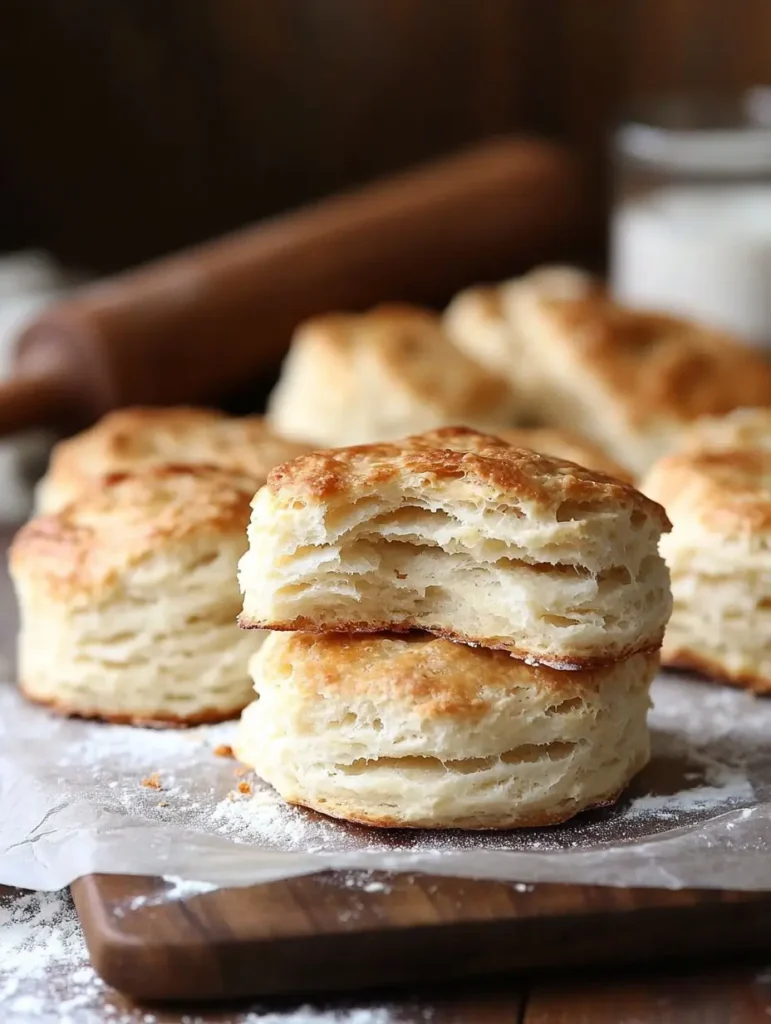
11, 465, 265, 725
36, 406, 310, 514
238, 427, 672, 668
444, 265, 595, 417
266, 304, 517, 447
495, 427, 632, 482
643, 448, 771, 692
235, 632, 655, 829
446, 267, 771, 475
678, 407, 771, 455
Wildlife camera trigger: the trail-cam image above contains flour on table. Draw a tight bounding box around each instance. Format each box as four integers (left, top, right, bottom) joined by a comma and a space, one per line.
0, 890, 427, 1022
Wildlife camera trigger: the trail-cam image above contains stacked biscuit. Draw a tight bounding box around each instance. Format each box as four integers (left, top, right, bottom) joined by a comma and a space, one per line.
235, 427, 672, 828
10, 408, 310, 725
643, 408, 771, 694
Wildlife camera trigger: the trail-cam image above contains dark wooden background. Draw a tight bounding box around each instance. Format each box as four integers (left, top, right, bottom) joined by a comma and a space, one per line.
1, 0, 769, 272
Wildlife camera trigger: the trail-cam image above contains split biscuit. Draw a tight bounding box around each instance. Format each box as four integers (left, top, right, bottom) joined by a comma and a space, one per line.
238, 426, 672, 668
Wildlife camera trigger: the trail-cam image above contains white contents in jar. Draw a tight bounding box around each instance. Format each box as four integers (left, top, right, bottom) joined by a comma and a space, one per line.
611, 184, 771, 347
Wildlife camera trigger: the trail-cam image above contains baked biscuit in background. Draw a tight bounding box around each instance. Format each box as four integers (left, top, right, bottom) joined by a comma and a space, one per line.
445, 266, 771, 476
11, 465, 264, 725
266, 304, 517, 447
235, 632, 656, 829
444, 265, 596, 420
238, 426, 672, 668
35, 406, 311, 514
495, 426, 632, 483
677, 407, 771, 455
643, 447, 771, 693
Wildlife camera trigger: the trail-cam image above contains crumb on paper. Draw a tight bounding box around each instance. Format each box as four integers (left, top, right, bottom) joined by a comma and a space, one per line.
141, 772, 162, 790
213, 743, 234, 758
157, 800, 169, 808
237, 780, 253, 795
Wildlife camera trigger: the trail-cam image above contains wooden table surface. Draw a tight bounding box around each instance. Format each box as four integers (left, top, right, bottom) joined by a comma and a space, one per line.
3, 883, 770, 1023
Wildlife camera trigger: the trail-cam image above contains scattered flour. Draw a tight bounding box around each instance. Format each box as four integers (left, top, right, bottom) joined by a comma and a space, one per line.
0, 889, 109, 1024
0, 890, 421, 1022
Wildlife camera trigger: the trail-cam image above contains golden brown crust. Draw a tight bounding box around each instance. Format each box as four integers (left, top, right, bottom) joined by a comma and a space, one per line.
240, 615, 666, 671
277, 779, 633, 830
19, 682, 246, 727
266, 425, 670, 529
496, 427, 633, 482
662, 649, 771, 695
293, 304, 512, 416
644, 448, 771, 535
250, 631, 660, 707
12, 464, 254, 601
544, 295, 771, 427
40, 406, 310, 509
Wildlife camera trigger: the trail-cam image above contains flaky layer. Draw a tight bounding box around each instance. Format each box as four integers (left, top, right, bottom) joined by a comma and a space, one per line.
239, 428, 672, 666
14, 534, 264, 724
267, 304, 516, 447
645, 446, 771, 692
235, 633, 655, 829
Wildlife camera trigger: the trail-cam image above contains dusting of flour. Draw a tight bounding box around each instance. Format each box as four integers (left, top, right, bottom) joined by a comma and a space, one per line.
0, 891, 424, 1022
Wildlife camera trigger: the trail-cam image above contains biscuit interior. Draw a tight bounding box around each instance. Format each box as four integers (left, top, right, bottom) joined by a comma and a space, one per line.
239, 427, 672, 667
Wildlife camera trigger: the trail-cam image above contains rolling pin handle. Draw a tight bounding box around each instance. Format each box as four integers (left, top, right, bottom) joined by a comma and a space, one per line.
0, 374, 78, 436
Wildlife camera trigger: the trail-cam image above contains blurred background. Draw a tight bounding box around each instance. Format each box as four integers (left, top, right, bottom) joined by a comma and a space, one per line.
2, 0, 768, 273
0, 0, 769, 519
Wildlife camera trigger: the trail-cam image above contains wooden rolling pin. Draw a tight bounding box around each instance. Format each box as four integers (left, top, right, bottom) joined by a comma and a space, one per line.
5, 136, 585, 437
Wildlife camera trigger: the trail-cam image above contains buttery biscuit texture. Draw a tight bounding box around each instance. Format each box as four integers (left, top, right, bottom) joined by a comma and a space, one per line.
238, 426, 672, 668
11, 464, 265, 725
266, 304, 517, 447
496, 427, 632, 483
643, 446, 771, 693
445, 266, 771, 476
235, 632, 656, 829
35, 406, 310, 514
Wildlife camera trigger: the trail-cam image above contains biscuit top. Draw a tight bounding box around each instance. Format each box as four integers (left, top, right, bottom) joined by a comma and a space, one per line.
678, 407, 771, 454
540, 295, 771, 426
644, 448, 771, 534
291, 304, 512, 415
12, 465, 254, 601
40, 407, 310, 510
266, 426, 670, 528
259, 632, 655, 717
495, 427, 632, 482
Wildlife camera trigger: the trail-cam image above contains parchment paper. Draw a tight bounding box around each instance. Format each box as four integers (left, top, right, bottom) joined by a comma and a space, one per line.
1, 670, 770, 893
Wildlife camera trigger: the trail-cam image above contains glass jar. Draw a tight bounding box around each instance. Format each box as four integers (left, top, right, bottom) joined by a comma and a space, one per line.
610, 91, 771, 348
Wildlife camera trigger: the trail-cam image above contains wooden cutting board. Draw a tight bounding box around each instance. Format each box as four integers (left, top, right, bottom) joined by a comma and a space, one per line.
72, 872, 771, 1003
